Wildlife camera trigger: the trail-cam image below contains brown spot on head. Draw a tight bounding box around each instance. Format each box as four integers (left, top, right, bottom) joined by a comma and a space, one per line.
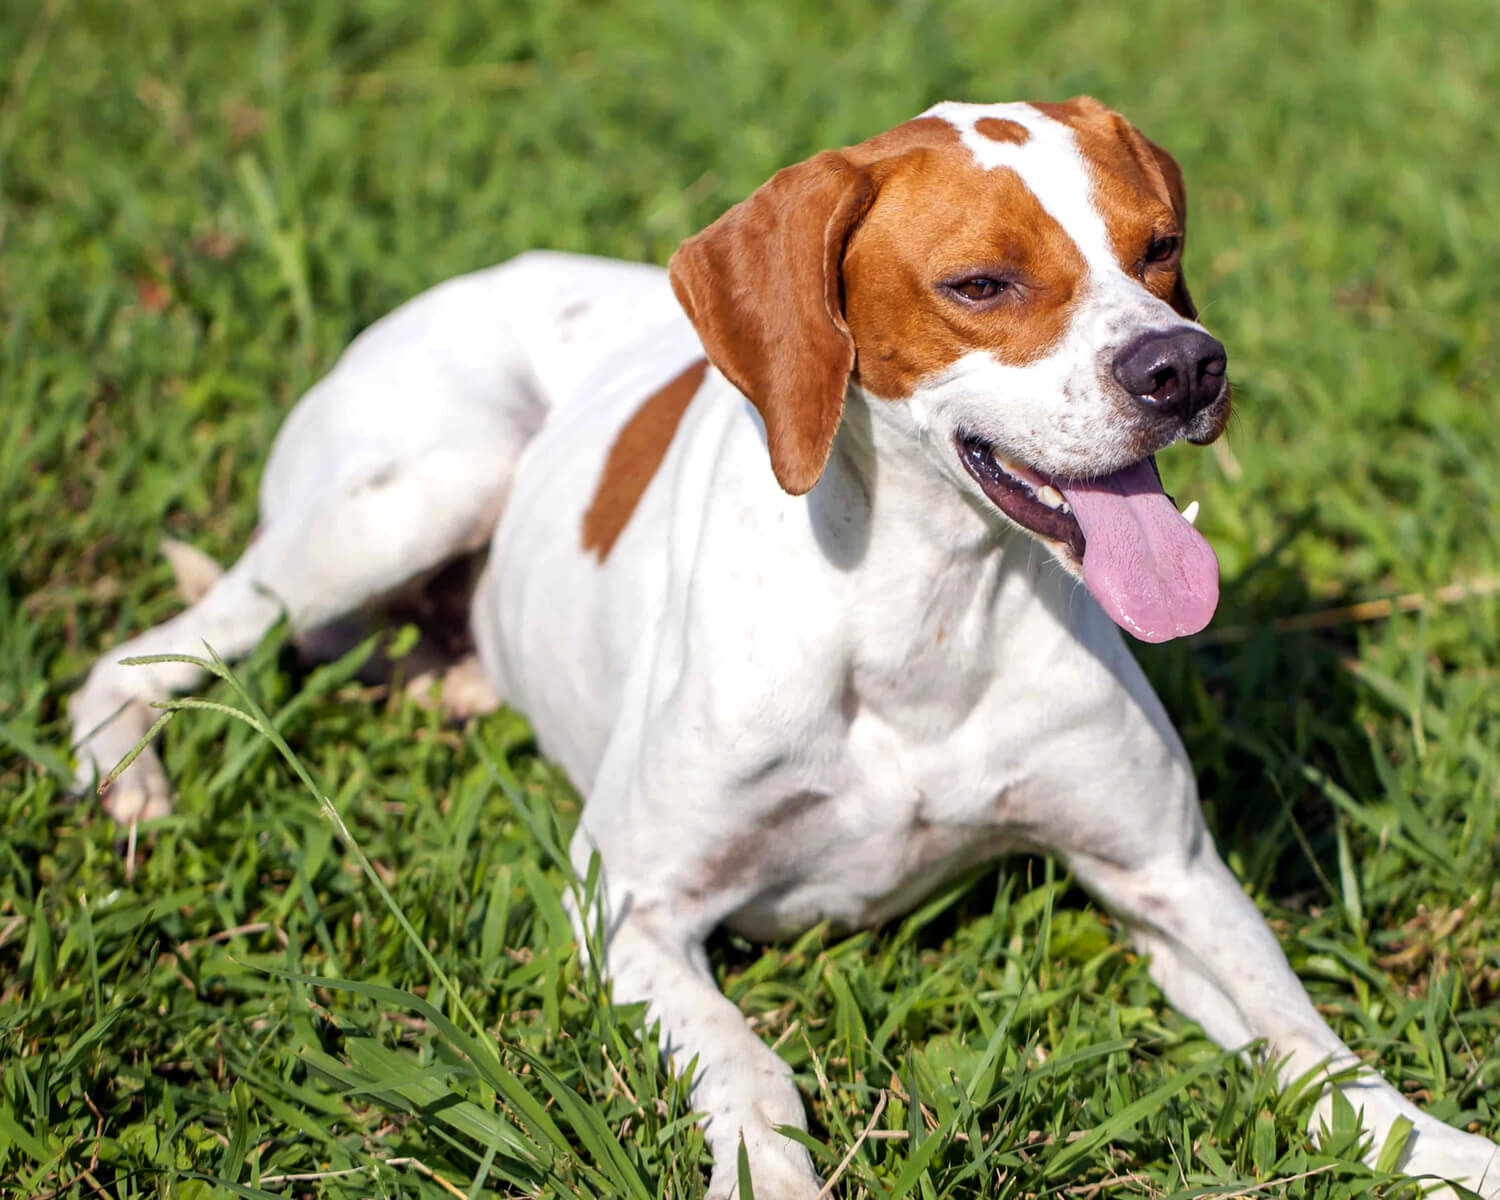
974, 116, 1029, 145
1031, 96, 1198, 318
581, 358, 707, 560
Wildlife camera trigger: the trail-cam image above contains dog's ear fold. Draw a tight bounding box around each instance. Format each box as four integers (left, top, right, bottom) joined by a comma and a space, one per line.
1143, 136, 1199, 322
669, 151, 875, 496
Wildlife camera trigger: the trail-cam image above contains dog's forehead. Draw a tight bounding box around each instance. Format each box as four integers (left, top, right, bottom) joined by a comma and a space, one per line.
853, 100, 1178, 278
924, 101, 1122, 272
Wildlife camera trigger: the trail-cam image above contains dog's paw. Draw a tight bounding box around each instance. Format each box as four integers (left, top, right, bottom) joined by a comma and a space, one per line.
95, 748, 175, 824
71, 696, 176, 823
705, 1176, 822, 1200
404, 654, 502, 720
705, 1147, 823, 1200
1312, 1078, 1500, 1199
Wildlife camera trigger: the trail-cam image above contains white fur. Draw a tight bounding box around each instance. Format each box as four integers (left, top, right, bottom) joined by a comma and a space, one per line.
68, 108, 1498, 1199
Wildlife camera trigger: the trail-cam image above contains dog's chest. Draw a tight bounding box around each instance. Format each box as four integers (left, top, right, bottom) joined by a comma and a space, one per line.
715, 560, 1112, 940
721, 686, 1045, 941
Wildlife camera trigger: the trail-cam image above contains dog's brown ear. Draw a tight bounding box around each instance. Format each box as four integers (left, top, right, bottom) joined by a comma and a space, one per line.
1143, 136, 1199, 321
669, 151, 874, 496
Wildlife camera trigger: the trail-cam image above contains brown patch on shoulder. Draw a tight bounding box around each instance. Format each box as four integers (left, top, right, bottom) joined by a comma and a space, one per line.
974, 117, 1029, 145
1031, 96, 1195, 315
581, 358, 708, 560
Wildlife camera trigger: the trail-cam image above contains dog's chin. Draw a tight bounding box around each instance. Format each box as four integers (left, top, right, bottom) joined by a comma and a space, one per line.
1185, 385, 1233, 446
955, 433, 1088, 566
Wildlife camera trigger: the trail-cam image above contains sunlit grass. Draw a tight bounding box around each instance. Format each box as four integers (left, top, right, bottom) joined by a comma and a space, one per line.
3, 0, 1499, 1195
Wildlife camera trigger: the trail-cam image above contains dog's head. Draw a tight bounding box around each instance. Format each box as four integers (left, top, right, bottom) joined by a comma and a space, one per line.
669, 98, 1230, 642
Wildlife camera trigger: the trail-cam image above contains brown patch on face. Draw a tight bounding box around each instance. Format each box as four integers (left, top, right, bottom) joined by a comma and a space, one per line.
1031, 96, 1196, 317
581, 358, 708, 560
667, 109, 1109, 483
974, 116, 1030, 145
840, 125, 1087, 399
847, 114, 964, 160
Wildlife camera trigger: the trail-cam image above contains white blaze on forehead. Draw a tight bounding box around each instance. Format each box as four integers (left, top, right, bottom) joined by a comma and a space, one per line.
921, 101, 1122, 279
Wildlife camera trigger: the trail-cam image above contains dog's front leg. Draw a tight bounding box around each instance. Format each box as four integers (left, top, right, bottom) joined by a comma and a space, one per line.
568, 829, 821, 1200
1068, 823, 1500, 1197
605, 910, 820, 1199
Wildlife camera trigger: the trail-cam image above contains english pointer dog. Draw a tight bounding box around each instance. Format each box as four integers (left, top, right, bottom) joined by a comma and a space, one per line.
69, 98, 1500, 1198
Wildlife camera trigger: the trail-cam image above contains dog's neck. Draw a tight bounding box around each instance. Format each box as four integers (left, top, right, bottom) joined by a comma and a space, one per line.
829, 385, 996, 550
825, 384, 1079, 578
813, 386, 1096, 679
806, 387, 1143, 743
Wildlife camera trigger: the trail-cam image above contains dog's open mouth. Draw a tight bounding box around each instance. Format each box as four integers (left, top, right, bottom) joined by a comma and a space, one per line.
956, 432, 1219, 643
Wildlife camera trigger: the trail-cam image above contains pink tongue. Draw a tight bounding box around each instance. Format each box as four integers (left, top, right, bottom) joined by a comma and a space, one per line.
1057, 460, 1219, 642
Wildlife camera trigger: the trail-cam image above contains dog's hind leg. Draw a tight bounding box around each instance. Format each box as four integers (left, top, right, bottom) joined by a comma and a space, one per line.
1067, 821, 1500, 1198
70, 443, 515, 823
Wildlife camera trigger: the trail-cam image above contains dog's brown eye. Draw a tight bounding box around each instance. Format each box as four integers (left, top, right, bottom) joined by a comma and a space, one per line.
1145, 235, 1181, 265
950, 277, 1007, 302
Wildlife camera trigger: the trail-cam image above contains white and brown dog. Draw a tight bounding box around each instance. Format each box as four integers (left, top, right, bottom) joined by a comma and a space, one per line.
69, 98, 1499, 1197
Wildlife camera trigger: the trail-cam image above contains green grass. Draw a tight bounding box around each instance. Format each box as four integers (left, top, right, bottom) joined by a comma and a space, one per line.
4, 0, 1500, 1195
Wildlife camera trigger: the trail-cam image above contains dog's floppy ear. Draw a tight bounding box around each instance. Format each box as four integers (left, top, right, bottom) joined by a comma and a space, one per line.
669, 151, 875, 496
1143, 136, 1199, 321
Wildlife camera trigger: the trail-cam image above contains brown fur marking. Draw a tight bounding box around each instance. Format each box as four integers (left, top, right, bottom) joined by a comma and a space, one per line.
841, 121, 1087, 398
581, 358, 708, 560
670, 155, 874, 497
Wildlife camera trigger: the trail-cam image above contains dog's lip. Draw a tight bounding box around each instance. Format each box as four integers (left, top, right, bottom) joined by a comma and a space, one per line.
955, 432, 1088, 559
955, 431, 1220, 642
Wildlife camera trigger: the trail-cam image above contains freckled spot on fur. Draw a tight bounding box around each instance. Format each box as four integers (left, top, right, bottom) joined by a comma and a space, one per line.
839, 674, 860, 722
685, 790, 829, 902
363, 463, 400, 490
975, 117, 1029, 145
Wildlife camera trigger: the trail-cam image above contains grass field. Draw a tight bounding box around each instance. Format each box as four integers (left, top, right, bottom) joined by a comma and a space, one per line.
4, 0, 1500, 1195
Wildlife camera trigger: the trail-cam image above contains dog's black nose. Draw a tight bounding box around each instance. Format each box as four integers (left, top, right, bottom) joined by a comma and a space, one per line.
1113, 328, 1227, 419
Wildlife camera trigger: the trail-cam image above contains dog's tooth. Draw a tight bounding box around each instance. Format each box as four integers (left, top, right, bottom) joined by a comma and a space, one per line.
1037, 485, 1065, 510
1181, 499, 1200, 527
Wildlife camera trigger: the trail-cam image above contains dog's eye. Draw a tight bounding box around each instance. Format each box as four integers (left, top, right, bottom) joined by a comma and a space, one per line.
1145, 235, 1182, 265
949, 277, 1008, 302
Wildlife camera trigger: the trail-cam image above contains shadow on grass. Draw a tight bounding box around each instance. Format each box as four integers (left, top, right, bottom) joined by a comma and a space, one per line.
1149, 503, 1371, 909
